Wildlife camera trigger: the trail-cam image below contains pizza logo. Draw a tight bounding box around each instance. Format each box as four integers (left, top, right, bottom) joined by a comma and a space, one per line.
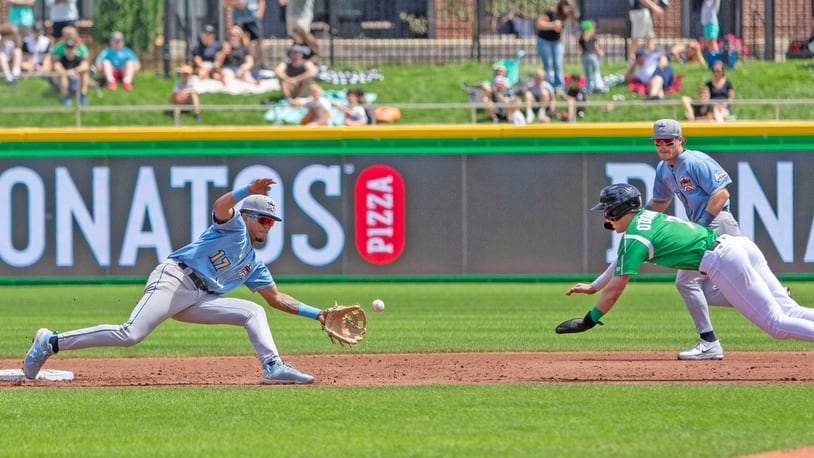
679, 176, 695, 192
354, 165, 406, 265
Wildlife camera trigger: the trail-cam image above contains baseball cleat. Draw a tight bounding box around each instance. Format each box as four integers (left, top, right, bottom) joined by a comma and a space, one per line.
23, 328, 56, 379
677, 339, 724, 360
261, 360, 314, 385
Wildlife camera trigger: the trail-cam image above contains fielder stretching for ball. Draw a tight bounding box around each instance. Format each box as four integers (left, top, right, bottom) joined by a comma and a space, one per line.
23, 178, 365, 384
558, 184, 814, 345
568, 119, 740, 360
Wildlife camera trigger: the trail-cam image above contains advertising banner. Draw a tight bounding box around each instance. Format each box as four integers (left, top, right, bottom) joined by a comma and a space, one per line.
1, 125, 813, 279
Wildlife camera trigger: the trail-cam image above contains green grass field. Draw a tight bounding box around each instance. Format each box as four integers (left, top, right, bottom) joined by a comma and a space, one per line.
1, 60, 813, 126
2, 282, 814, 457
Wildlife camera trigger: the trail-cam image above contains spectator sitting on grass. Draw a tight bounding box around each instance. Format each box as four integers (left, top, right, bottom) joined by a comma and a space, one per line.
274, 43, 317, 100
292, 83, 332, 126
214, 26, 258, 86
54, 38, 89, 106
170, 64, 201, 121
681, 85, 716, 122
0, 22, 22, 85
555, 73, 587, 122
21, 22, 51, 74
191, 24, 222, 80
625, 48, 674, 100
50, 25, 88, 64
96, 31, 140, 91
331, 88, 369, 126
523, 68, 556, 123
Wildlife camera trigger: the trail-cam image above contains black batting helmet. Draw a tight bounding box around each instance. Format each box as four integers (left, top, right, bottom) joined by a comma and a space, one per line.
591, 184, 643, 222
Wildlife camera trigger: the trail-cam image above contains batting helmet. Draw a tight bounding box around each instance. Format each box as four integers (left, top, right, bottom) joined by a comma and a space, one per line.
591, 184, 642, 221
240, 195, 282, 221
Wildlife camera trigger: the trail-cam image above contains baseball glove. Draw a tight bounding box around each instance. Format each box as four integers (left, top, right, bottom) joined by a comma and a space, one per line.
322, 303, 367, 345
555, 311, 604, 334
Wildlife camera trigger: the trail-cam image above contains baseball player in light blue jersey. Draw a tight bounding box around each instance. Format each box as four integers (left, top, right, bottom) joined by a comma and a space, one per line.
647, 118, 740, 359
570, 119, 739, 360
24, 178, 330, 384
558, 184, 814, 344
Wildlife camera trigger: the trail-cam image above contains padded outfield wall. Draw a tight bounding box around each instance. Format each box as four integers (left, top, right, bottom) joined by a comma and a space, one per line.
1, 123, 813, 282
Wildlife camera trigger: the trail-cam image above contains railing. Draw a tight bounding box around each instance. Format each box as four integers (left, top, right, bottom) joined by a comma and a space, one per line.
1, 99, 812, 128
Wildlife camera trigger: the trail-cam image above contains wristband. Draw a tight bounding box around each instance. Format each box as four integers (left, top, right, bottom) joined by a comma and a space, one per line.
297, 302, 321, 320
697, 210, 715, 227
644, 203, 653, 211
232, 186, 250, 202
589, 306, 605, 323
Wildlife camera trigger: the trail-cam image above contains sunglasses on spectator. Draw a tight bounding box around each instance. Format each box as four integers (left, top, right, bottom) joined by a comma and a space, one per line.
653, 138, 677, 146
244, 212, 275, 225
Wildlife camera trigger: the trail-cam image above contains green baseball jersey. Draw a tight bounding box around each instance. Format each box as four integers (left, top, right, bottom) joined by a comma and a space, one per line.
614, 210, 720, 275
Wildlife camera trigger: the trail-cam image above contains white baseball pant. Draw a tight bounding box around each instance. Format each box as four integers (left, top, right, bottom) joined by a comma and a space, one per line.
699, 235, 814, 341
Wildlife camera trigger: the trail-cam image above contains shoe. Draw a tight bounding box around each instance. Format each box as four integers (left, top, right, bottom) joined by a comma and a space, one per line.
677, 339, 724, 360
106, 81, 117, 90
122, 82, 133, 91
62, 96, 71, 106
79, 94, 88, 106
261, 360, 314, 385
23, 328, 56, 379
193, 112, 201, 121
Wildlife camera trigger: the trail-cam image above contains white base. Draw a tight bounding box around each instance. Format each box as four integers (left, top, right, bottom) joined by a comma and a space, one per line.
0, 368, 74, 381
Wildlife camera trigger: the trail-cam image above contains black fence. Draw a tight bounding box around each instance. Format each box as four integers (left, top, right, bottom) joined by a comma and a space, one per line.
18, 0, 814, 67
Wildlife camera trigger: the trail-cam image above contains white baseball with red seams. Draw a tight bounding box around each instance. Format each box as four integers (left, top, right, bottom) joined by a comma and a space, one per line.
371, 299, 385, 312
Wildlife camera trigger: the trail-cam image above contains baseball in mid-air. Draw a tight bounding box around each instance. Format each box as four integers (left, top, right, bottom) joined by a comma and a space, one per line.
371, 299, 385, 312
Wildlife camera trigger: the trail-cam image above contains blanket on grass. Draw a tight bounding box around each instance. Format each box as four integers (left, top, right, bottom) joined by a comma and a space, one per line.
263, 89, 377, 125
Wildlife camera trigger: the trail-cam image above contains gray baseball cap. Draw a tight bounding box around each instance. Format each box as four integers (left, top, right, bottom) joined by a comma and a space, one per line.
650, 119, 682, 140
240, 195, 282, 221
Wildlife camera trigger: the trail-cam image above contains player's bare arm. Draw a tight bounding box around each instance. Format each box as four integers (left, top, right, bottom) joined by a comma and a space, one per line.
645, 199, 670, 213
705, 188, 730, 217
213, 178, 276, 222
594, 274, 631, 315
258, 286, 328, 325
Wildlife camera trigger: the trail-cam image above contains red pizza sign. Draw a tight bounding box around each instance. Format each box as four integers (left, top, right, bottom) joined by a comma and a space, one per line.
354, 165, 405, 264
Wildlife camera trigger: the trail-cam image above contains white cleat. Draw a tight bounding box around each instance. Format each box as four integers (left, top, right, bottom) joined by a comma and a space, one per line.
678, 339, 724, 360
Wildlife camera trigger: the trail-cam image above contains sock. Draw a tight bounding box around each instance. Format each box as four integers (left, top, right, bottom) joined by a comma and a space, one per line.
700, 331, 716, 343
49, 334, 60, 353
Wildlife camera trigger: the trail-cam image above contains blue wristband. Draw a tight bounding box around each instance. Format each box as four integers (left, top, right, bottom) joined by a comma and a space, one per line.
697, 210, 715, 227
297, 303, 321, 320
232, 186, 250, 202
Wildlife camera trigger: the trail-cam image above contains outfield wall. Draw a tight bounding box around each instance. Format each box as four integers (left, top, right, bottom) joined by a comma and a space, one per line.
1, 122, 813, 282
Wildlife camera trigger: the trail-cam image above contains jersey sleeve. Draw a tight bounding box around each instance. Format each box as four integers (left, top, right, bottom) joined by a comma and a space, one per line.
244, 261, 275, 292
613, 236, 650, 276
651, 163, 673, 203
689, 156, 732, 196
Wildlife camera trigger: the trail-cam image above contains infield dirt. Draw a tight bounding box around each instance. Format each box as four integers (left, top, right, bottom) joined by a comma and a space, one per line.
1, 351, 813, 388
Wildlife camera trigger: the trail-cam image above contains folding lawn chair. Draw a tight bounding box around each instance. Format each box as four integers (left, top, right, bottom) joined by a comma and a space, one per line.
461, 50, 526, 102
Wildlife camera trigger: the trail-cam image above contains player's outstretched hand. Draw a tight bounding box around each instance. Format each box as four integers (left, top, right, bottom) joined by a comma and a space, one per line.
555, 311, 603, 334
565, 282, 597, 296
249, 178, 277, 194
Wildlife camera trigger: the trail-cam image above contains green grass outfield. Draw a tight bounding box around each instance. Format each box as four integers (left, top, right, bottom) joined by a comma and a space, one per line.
2, 282, 814, 457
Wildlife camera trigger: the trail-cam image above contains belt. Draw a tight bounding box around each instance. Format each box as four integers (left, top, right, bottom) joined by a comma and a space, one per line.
177, 261, 212, 293
700, 239, 722, 276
